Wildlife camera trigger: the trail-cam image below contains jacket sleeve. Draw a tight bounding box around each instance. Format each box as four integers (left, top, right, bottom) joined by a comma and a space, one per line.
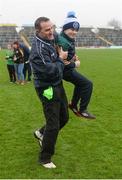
30, 42, 64, 82
56, 34, 76, 69
64, 61, 76, 69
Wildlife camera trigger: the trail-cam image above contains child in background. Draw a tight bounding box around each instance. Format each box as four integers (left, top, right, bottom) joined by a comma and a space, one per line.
5, 44, 16, 83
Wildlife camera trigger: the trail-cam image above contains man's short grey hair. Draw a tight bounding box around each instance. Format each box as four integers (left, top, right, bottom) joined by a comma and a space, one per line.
35, 17, 50, 33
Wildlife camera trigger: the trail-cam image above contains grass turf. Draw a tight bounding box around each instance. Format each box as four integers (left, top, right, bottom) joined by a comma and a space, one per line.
0, 49, 122, 179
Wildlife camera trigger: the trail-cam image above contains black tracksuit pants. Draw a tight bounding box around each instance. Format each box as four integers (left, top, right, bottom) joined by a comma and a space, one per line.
23, 63, 32, 81
7, 64, 16, 82
63, 68, 93, 112
35, 82, 69, 163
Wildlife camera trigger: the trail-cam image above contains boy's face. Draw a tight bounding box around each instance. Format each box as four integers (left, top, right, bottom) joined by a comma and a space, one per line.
64, 28, 78, 39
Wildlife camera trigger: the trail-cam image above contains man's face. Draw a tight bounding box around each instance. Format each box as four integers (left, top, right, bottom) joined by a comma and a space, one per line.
64, 28, 78, 39
38, 20, 54, 40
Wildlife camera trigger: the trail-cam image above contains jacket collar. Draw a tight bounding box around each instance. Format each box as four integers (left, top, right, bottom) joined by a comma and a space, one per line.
60, 31, 75, 42
36, 35, 54, 45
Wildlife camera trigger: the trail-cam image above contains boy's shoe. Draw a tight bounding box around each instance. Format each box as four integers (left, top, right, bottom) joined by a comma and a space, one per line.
42, 162, 56, 169
68, 103, 81, 117
78, 110, 96, 119
34, 130, 43, 147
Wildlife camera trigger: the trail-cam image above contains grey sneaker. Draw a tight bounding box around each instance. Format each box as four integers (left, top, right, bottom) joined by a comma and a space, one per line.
34, 130, 43, 147
42, 162, 56, 169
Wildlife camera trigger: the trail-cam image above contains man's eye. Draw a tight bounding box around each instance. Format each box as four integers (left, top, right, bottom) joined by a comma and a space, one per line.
45, 28, 51, 32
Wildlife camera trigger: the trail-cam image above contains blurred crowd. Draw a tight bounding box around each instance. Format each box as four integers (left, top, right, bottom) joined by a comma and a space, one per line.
5, 41, 32, 85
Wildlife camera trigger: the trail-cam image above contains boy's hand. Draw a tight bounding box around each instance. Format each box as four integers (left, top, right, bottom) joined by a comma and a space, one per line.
75, 60, 80, 68
63, 60, 70, 65
72, 55, 80, 62
58, 47, 68, 60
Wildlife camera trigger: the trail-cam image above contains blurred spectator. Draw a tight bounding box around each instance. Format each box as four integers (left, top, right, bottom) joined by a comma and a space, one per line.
19, 43, 32, 82
5, 44, 16, 83
13, 41, 25, 85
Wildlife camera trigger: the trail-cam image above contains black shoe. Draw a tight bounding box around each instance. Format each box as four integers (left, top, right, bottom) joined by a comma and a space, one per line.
34, 130, 43, 147
78, 110, 96, 119
68, 103, 81, 117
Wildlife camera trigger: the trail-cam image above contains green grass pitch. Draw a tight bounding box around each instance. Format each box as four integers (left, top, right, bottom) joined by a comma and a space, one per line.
0, 48, 122, 179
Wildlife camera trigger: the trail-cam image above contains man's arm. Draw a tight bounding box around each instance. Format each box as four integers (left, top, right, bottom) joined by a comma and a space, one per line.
30, 41, 67, 82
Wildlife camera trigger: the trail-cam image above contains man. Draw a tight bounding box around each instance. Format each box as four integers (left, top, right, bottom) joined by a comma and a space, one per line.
29, 17, 69, 168
56, 11, 96, 119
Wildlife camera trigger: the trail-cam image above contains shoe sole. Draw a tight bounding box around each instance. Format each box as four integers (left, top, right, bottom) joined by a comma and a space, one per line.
69, 105, 96, 119
34, 132, 42, 147
68, 105, 81, 117
79, 114, 96, 120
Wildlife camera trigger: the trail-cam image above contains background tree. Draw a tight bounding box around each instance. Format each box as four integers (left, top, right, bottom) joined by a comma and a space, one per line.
108, 19, 122, 30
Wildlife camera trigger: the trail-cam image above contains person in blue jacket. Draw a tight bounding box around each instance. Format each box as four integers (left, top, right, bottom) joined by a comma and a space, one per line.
29, 17, 69, 168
